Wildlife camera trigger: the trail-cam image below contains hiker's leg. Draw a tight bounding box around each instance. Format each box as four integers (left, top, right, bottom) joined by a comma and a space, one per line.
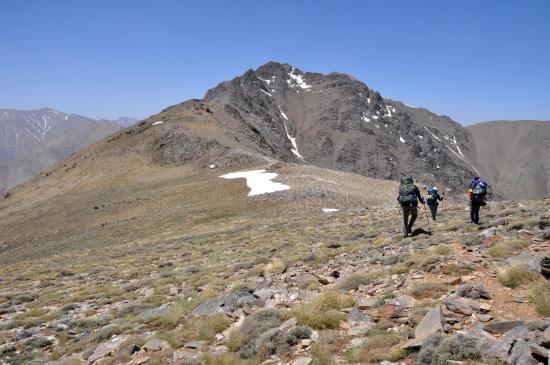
470, 204, 475, 223
402, 204, 410, 237
429, 205, 437, 220
474, 204, 480, 224
409, 204, 418, 231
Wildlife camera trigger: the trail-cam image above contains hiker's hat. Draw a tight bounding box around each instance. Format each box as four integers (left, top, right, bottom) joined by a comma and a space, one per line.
432, 186, 438, 191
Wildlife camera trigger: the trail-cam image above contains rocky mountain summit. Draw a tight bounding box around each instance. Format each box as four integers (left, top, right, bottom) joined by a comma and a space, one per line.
203, 62, 481, 193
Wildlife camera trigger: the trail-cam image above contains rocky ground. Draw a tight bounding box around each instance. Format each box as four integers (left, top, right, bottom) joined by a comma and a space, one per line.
1, 195, 549, 365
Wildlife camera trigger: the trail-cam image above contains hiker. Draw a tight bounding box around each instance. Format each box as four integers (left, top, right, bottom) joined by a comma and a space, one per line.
426, 186, 443, 220
467, 177, 487, 224
397, 177, 425, 238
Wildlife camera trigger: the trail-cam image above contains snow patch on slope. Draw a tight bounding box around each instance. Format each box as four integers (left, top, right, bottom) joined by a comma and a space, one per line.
287, 68, 312, 90
220, 170, 290, 196
284, 122, 304, 160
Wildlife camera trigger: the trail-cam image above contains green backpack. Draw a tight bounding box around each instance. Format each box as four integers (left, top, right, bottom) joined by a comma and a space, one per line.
398, 177, 417, 204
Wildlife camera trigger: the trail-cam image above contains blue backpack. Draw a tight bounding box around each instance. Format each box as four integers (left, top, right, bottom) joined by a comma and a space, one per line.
427, 188, 438, 205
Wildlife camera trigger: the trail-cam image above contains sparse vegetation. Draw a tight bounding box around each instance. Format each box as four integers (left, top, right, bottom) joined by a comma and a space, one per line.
408, 282, 448, 299
498, 264, 541, 288
416, 334, 480, 365
488, 239, 529, 258
530, 280, 550, 316
294, 292, 354, 330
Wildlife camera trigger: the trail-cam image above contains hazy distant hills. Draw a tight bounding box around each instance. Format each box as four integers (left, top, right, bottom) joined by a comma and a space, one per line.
467, 120, 550, 200
0, 108, 137, 192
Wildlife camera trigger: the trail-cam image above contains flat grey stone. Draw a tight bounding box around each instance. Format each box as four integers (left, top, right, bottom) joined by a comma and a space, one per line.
191, 289, 256, 316
143, 338, 170, 352
484, 320, 525, 334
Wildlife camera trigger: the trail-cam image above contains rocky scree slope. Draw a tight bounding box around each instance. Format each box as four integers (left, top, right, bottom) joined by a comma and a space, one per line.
467, 120, 550, 200
1, 197, 549, 365
204, 62, 482, 193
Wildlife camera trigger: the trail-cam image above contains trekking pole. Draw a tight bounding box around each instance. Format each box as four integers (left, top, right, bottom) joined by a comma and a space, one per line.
423, 204, 431, 233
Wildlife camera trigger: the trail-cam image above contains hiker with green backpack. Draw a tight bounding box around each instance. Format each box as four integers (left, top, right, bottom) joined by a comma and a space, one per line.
397, 177, 425, 238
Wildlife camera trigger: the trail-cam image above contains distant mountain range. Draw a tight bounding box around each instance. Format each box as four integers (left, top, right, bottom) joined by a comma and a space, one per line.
1, 63, 548, 200
0, 108, 137, 192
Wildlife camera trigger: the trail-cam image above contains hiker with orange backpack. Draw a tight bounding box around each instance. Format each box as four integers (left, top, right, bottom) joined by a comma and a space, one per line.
467, 177, 487, 224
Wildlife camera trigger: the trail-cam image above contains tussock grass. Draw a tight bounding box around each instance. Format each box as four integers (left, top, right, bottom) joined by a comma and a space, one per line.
294, 292, 354, 330
488, 239, 529, 258
498, 264, 541, 288
181, 313, 231, 341
345, 332, 403, 363
408, 282, 448, 299
530, 280, 550, 316
263, 259, 287, 275
335, 272, 372, 291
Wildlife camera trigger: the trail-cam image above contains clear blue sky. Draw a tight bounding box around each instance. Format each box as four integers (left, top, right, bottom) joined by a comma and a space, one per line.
1, 0, 549, 125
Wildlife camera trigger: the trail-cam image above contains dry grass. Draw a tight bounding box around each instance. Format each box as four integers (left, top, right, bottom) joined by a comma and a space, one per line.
294, 292, 354, 330
181, 313, 231, 341
408, 282, 448, 299
530, 280, 550, 316
335, 272, 372, 291
498, 264, 542, 288
345, 332, 404, 363
488, 239, 529, 258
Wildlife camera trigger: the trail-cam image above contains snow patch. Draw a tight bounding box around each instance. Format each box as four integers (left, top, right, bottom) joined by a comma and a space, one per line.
322, 208, 339, 213
278, 105, 288, 120
399, 136, 405, 143
284, 122, 304, 160
260, 89, 272, 97
361, 113, 370, 123
287, 68, 312, 90
424, 126, 441, 141
152, 121, 164, 125
220, 170, 290, 196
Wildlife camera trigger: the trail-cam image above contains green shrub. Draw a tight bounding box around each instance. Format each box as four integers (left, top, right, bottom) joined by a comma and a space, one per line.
227, 309, 283, 359
416, 334, 480, 365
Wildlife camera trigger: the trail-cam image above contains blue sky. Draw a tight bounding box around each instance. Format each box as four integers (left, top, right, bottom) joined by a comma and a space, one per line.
1, 0, 549, 124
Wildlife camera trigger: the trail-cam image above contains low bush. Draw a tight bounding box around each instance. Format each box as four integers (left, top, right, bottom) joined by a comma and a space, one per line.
416, 334, 480, 365
227, 309, 284, 359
